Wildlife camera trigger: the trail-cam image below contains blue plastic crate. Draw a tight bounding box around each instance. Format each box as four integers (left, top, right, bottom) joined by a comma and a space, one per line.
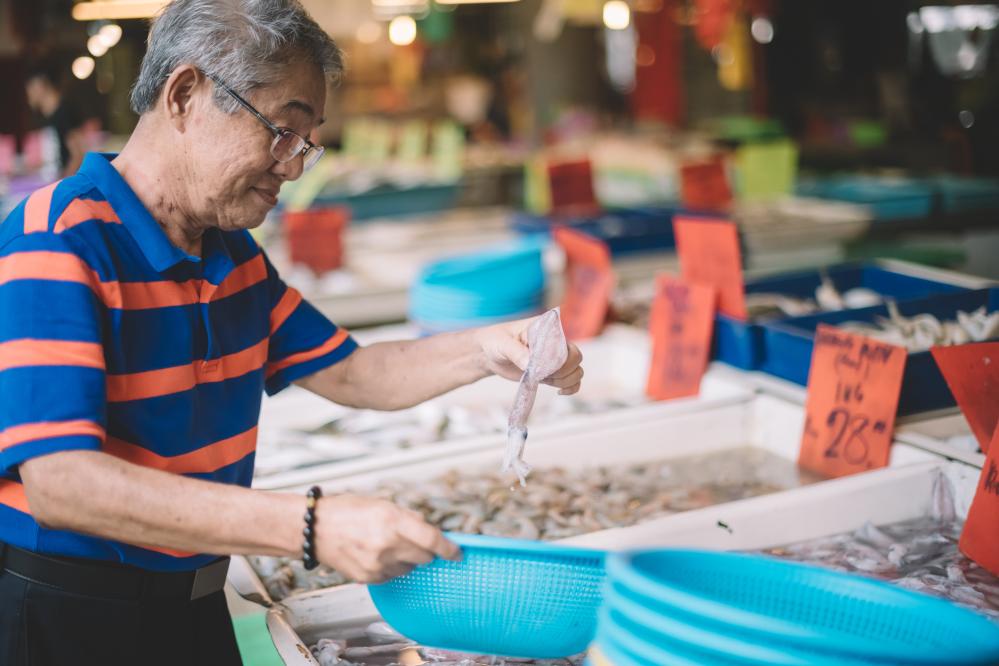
761, 288, 999, 416
797, 177, 933, 221
933, 176, 999, 214
511, 206, 677, 256
715, 263, 971, 371
312, 183, 459, 221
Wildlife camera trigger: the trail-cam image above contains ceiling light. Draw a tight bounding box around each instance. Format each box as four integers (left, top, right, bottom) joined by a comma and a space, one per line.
388, 15, 417, 46
72, 56, 96, 79
603, 0, 630, 30
87, 34, 109, 57
97, 23, 123, 48
72, 1, 167, 21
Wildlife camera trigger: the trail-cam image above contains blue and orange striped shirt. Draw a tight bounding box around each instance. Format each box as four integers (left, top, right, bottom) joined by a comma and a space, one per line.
0, 152, 357, 571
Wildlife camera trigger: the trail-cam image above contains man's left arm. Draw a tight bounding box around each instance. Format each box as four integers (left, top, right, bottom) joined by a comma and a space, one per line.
296, 318, 584, 411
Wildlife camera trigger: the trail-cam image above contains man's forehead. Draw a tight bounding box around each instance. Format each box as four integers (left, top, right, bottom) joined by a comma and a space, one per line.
257, 78, 327, 125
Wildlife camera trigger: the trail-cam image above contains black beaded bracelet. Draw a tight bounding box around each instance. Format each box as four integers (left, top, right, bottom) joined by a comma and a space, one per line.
302, 485, 321, 570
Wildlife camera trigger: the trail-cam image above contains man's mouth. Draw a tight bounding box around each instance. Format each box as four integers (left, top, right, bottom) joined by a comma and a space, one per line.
252, 187, 279, 207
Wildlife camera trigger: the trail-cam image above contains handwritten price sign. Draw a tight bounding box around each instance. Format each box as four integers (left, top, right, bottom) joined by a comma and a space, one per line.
961, 424, 999, 577
554, 227, 614, 341
646, 275, 716, 400
798, 324, 907, 478
673, 216, 747, 320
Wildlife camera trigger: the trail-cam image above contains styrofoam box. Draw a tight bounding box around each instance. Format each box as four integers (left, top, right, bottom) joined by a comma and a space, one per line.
896, 412, 986, 468
230, 394, 947, 647
253, 324, 755, 490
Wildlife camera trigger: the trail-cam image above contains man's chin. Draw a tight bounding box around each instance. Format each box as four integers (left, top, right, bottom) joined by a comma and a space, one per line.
217, 209, 268, 233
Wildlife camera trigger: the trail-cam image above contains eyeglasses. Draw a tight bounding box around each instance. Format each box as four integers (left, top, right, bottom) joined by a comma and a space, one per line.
206, 73, 324, 171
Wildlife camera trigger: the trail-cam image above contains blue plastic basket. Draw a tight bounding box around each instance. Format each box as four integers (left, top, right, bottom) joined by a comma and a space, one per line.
714, 263, 970, 371
367, 533, 606, 659
761, 287, 999, 415
600, 582, 879, 666
409, 242, 546, 330
606, 549, 999, 666
311, 183, 459, 221
796, 177, 933, 221
933, 176, 999, 214
511, 206, 678, 256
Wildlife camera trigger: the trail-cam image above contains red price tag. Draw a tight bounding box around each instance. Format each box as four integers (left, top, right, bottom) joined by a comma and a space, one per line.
645, 275, 717, 400
554, 227, 614, 341
547, 159, 599, 216
679, 157, 732, 211
931, 342, 999, 454
673, 216, 747, 320
960, 424, 999, 577
799, 325, 907, 478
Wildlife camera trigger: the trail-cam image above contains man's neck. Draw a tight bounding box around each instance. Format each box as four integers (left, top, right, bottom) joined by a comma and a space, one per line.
111, 119, 205, 258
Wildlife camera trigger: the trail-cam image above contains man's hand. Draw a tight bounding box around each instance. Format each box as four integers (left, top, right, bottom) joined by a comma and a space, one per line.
314, 495, 461, 583
475, 317, 584, 395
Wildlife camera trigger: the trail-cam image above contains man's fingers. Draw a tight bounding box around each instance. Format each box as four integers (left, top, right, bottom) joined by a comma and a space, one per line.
545, 366, 583, 389
558, 381, 582, 396
397, 513, 462, 561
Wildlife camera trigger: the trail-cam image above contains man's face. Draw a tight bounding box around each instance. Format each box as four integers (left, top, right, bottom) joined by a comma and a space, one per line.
183, 60, 326, 232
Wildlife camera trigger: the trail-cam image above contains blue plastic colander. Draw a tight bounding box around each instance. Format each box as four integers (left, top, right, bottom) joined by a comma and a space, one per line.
607, 549, 999, 666
367, 533, 606, 659
600, 581, 879, 666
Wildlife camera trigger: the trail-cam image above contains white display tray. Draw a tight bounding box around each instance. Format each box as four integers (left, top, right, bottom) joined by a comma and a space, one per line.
230, 393, 944, 649
253, 324, 755, 490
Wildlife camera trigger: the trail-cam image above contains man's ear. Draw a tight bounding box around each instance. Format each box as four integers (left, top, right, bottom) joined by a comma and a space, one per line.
160, 64, 205, 132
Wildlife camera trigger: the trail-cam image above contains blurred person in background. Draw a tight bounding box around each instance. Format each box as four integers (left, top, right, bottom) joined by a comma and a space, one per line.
24, 61, 89, 177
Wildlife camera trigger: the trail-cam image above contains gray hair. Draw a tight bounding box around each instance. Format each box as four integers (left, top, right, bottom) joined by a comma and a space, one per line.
130, 0, 343, 115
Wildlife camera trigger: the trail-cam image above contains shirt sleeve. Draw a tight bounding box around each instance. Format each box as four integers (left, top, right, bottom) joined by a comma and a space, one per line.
0, 232, 106, 474
260, 250, 358, 396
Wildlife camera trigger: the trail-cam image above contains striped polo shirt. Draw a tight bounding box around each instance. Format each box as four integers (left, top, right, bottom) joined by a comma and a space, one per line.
0, 152, 357, 571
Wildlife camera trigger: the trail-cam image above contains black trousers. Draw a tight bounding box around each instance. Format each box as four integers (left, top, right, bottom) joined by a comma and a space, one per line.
0, 563, 243, 666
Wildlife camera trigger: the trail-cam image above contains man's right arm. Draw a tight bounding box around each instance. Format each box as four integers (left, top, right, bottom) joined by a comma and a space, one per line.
21, 450, 458, 582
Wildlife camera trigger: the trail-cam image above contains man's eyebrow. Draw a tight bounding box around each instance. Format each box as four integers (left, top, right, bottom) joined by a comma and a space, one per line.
282, 100, 325, 125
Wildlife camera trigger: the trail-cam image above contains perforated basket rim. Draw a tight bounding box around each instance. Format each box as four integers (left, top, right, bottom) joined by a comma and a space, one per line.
442, 532, 607, 562
608, 549, 999, 665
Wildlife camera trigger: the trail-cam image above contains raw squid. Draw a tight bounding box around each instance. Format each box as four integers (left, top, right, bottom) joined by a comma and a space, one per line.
503, 309, 568, 486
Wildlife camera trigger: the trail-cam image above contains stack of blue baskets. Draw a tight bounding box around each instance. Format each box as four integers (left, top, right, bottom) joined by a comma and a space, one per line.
410, 242, 545, 334
590, 549, 999, 666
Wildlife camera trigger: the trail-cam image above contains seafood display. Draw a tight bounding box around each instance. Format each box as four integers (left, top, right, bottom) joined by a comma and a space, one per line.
504, 309, 569, 486
612, 273, 885, 327
250, 447, 821, 600
838, 302, 999, 352
758, 475, 999, 621
744, 273, 883, 320
254, 395, 636, 481
308, 623, 585, 665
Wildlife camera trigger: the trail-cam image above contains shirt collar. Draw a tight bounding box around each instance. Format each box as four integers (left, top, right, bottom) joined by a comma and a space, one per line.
79, 152, 194, 273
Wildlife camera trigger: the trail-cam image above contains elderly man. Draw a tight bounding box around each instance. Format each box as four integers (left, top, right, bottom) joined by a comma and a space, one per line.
0, 1, 583, 664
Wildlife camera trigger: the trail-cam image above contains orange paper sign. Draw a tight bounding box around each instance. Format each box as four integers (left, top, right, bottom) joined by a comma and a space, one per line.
679, 157, 732, 211
960, 424, 999, 577
931, 342, 999, 454
799, 325, 907, 478
554, 227, 614, 341
646, 275, 717, 400
673, 216, 747, 320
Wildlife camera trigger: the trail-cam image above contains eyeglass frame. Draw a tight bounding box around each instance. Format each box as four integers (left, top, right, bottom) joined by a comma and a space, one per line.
204, 72, 324, 170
